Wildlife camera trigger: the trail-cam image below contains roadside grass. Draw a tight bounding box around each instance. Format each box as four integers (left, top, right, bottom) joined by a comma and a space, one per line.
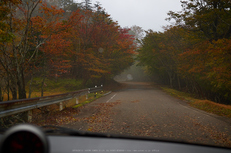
161, 87, 231, 118
27, 91, 64, 98
3, 76, 109, 106
27, 77, 83, 93
2, 78, 118, 101
1, 78, 84, 101
161, 87, 196, 102
1, 78, 111, 126
72, 91, 106, 108
2, 91, 64, 101
190, 100, 231, 118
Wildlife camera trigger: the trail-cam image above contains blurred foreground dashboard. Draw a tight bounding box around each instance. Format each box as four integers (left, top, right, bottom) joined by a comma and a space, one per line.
0, 124, 230, 153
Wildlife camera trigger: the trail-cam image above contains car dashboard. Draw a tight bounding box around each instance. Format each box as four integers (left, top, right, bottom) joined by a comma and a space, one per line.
0, 124, 230, 153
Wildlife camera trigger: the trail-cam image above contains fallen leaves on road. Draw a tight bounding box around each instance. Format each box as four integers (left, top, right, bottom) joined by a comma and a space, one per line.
33, 99, 231, 148
32, 107, 81, 126
82, 102, 121, 133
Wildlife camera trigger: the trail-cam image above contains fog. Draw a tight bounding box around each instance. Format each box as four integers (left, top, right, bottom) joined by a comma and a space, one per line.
114, 62, 151, 82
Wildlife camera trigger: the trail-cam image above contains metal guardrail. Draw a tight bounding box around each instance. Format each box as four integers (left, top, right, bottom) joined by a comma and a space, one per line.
89, 85, 103, 93
0, 85, 103, 119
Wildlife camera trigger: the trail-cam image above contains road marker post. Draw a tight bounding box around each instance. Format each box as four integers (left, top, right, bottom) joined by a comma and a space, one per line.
60, 102, 63, 111
28, 110, 33, 122
76, 98, 79, 104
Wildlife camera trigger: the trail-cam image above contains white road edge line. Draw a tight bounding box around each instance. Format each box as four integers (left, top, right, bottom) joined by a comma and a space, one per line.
178, 102, 210, 117
106, 93, 117, 103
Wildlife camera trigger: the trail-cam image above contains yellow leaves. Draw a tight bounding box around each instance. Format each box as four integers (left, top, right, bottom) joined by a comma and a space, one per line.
88, 68, 108, 74
40, 3, 65, 18
0, 29, 4, 35
31, 16, 45, 32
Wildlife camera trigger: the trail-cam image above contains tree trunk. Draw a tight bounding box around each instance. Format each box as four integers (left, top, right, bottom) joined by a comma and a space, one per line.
41, 75, 46, 97
177, 74, 181, 90
167, 72, 173, 88
11, 86, 17, 100
169, 77, 173, 88
11, 77, 17, 100
7, 78, 10, 100
28, 74, 34, 98
28, 65, 36, 98
0, 86, 2, 102
17, 80, 26, 99
17, 68, 26, 99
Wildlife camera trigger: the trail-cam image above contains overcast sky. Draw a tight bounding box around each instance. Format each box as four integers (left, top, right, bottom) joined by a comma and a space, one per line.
79, 0, 183, 32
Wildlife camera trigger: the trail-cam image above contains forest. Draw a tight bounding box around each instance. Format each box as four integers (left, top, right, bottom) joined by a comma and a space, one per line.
138, 0, 231, 104
0, 0, 136, 101
1, 0, 231, 105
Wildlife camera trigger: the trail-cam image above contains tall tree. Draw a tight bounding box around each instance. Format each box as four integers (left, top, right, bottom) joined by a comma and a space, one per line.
167, 0, 231, 41
138, 0, 231, 104
0, 1, 70, 99
82, 0, 92, 10
130, 25, 144, 48
0, 0, 42, 99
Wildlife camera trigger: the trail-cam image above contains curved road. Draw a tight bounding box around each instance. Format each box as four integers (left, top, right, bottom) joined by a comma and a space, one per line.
64, 82, 231, 147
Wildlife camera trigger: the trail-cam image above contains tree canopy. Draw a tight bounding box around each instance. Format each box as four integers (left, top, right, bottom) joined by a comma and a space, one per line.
0, 0, 135, 100
138, 0, 231, 104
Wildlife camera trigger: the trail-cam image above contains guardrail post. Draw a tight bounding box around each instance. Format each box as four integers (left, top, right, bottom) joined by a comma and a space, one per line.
94, 86, 97, 98
60, 102, 63, 111
76, 98, 79, 104
28, 110, 32, 122
86, 88, 90, 99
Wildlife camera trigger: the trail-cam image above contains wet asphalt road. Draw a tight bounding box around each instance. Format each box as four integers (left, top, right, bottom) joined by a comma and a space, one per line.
63, 82, 231, 147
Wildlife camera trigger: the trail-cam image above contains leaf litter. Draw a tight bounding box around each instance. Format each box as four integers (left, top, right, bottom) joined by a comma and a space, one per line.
33, 100, 231, 148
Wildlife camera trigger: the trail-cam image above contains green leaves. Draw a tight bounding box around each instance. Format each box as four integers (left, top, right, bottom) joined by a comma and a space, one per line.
139, 7, 231, 104
168, 0, 231, 41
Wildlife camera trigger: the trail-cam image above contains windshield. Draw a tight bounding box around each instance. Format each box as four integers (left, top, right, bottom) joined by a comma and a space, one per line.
0, 0, 231, 149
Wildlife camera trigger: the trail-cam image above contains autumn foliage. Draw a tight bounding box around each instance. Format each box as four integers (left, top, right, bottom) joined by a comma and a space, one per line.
0, 0, 135, 100
138, 0, 231, 104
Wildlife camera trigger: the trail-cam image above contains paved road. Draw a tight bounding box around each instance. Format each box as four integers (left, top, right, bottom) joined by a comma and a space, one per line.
64, 82, 231, 147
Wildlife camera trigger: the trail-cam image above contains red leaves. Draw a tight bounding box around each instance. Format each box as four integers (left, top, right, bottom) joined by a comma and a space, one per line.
138, 25, 231, 103
40, 3, 64, 17
179, 39, 231, 89
24, 1, 135, 82
32, 3, 83, 76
